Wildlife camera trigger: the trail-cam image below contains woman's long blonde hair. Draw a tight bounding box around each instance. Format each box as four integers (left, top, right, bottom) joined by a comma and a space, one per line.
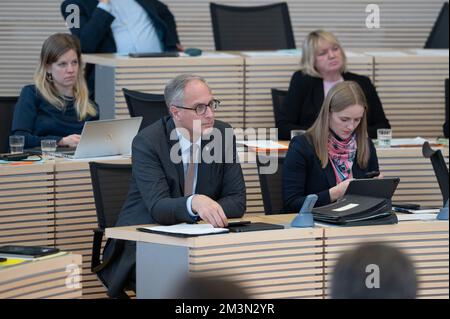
300, 29, 347, 78
34, 33, 96, 120
307, 81, 370, 169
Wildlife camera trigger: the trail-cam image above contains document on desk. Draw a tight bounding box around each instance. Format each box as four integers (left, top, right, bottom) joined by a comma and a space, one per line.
236, 140, 288, 151
137, 223, 229, 237
396, 214, 437, 221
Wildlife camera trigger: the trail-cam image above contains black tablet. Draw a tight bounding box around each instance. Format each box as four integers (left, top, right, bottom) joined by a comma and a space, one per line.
128, 52, 179, 58
0, 245, 59, 258
345, 177, 400, 199
227, 222, 284, 233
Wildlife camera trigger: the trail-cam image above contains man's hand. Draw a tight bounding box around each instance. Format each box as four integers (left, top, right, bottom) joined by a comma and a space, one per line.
329, 178, 354, 202
176, 43, 185, 52
58, 134, 81, 148
99, 0, 110, 4
191, 195, 228, 228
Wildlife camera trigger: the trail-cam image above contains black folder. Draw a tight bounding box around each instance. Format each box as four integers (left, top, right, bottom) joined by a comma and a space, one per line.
312, 195, 397, 226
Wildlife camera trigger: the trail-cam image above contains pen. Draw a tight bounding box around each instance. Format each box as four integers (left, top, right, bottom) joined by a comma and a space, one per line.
393, 207, 413, 214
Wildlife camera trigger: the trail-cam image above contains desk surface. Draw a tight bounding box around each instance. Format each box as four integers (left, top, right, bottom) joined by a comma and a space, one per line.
0, 253, 82, 299
106, 214, 448, 247
108, 214, 448, 299
83, 52, 242, 67
105, 214, 321, 248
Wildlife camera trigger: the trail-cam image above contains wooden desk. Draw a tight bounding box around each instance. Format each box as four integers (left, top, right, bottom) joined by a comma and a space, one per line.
53, 157, 131, 298
107, 214, 325, 299
1, 144, 448, 296
323, 221, 449, 299
83, 53, 245, 130
106, 216, 448, 299
0, 1, 444, 97
241, 51, 373, 131
242, 144, 449, 213
0, 163, 55, 247
363, 49, 449, 138
0, 157, 131, 299
0, 253, 83, 299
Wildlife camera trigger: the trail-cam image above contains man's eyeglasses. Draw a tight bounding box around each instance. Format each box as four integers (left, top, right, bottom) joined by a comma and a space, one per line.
173, 99, 220, 115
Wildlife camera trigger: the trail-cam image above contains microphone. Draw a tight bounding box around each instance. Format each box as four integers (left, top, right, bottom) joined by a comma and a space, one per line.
291, 194, 318, 228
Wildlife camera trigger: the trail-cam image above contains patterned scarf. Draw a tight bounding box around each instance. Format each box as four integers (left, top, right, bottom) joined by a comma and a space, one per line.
327, 131, 357, 183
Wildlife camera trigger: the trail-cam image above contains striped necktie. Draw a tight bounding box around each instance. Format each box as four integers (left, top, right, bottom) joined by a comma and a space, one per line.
184, 143, 198, 196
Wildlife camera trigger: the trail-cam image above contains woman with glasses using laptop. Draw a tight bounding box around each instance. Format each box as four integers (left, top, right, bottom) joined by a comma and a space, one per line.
283, 81, 380, 213
277, 29, 390, 140
11, 33, 98, 149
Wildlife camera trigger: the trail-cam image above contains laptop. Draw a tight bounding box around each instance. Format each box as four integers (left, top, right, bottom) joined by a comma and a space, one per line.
55, 117, 142, 159
345, 177, 400, 199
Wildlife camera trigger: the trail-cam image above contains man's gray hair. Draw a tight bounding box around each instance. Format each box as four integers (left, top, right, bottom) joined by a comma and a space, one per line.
164, 74, 208, 109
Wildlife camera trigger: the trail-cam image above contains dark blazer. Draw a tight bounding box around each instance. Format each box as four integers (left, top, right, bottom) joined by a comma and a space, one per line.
61, 0, 181, 94
277, 71, 391, 140
283, 133, 379, 213
100, 116, 246, 297
11, 85, 98, 148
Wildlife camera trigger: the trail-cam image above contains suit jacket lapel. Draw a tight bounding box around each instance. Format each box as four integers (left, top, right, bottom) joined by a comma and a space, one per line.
195, 134, 215, 195
164, 117, 185, 194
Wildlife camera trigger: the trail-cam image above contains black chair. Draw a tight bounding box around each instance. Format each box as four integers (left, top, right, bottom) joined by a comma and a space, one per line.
210, 2, 296, 51
89, 162, 133, 296
424, 2, 449, 49
444, 78, 449, 138
122, 88, 169, 131
0, 96, 18, 153
271, 88, 288, 127
256, 154, 285, 214
422, 141, 449, 206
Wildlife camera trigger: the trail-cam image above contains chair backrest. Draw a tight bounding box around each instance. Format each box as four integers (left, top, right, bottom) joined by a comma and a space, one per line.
271, 88, 288, 125
422, 141, 449, 205
0, 96, 18, 153
256, 154, 285, 214
424, 2, 449, 48
444, 78, 449, 138
122, 88, 169, 131
210, 2, 296, 51
89, 162, 133, 229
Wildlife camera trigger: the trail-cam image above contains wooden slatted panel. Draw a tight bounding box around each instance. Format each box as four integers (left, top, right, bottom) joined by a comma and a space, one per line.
1, 0, 445, 97
54, 158, 131, 299
83, 54, 245, 129
0, 0, 67, 96
240, 153, 264, 214
54, 161, 103, 298
370, 50, 449, 137
164, 0, 445, 51
377, 147, 449, 207
0, 254, 82, 299
243, 52, 374, 131
0, 163, 55, 247
323, 222, 449, 299
189, 228, 325, 299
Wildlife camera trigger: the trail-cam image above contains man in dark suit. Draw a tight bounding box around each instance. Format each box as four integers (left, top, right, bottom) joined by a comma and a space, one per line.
100, 74, 246, 298
61, 0, 182, 94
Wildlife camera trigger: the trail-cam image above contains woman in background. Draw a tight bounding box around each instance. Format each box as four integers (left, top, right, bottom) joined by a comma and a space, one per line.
11, 33, 98, 148
277, 29, 390, 140
283, 81, 380, 212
